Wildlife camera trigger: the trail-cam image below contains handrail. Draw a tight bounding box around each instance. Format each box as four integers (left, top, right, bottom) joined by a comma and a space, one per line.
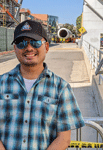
83, 39, 103, 84
84, 120, 103, 138
73, 119, 103, 150
95, 59, 103, 75
83, 39, 103, 53
84, 117, 103, 124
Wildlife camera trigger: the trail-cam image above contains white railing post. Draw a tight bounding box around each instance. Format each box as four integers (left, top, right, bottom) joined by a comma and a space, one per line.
91, 47, 94, 69
83, 40, 103, 85
99, 51, 102, 85
89, 46, 92, 64
95, 49, 98, 71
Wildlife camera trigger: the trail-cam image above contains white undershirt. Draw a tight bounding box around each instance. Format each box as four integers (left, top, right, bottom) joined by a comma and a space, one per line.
23, 78, 37, 92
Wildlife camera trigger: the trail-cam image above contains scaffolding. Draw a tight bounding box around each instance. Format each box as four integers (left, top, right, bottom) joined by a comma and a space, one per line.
3, 0, 6, 27
0, 0, 21, 27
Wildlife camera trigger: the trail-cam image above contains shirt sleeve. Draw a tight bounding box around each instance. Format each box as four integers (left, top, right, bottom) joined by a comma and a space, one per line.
57, 83, 85, 132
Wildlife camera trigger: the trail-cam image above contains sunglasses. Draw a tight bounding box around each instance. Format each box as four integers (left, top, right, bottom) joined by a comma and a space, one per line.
15, 39, 46, 49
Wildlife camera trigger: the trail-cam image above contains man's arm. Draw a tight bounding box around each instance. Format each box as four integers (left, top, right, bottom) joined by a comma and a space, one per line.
47, 130, 71, 150
0, 141, 6, 150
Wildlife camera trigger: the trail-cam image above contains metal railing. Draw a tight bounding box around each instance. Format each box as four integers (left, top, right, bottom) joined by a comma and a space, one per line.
68, 117, 103, 150
77, 118, 103, 150
83, 40, 103, 84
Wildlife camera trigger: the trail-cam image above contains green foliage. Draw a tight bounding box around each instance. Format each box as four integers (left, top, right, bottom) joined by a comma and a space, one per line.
76, 14, 82, 34
63, 23, 77, 37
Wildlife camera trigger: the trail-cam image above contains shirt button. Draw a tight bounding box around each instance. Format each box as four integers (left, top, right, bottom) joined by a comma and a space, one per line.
27, 101, 30, 104
23, 139, 26, 143
7, 95, 9, 98
25, 120, 28, 123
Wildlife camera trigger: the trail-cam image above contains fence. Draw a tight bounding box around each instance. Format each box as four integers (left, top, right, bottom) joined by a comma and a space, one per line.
0, 26, 14, 52
83, 40, 103, 85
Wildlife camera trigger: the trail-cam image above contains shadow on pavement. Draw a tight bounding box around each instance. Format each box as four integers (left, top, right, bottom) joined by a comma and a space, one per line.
49, 43, 59, 47
0, 52, 16, 63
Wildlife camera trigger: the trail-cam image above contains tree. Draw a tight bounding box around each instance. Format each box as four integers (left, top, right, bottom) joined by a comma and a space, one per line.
76, 14, 82, 34
63, 23, 77, 37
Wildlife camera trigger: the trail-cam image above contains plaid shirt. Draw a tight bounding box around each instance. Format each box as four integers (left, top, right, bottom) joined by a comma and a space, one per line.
0, 63, 85, 150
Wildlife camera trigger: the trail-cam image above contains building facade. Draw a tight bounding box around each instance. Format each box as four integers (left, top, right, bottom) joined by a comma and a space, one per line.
82, 0, 103, 49
28, 14, 58, 34
48, 15, 58, 34
19, 8, 31, 22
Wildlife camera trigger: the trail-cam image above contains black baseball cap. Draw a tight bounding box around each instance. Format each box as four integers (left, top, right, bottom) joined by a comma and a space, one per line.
11, 19, 48, 44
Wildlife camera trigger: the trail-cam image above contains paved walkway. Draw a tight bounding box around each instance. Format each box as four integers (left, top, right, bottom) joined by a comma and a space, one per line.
0, 43, 101, 145
48, 43, 99, 117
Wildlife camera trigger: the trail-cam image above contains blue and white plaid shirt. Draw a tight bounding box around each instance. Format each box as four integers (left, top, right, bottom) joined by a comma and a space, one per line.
0, 63, 85, 150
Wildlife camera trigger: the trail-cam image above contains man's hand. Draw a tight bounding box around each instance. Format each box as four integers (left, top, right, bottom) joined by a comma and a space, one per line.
47, 130, 71, 150
0, 141, 6, 150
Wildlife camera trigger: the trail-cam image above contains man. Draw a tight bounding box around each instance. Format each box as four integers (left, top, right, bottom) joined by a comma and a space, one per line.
0, 19, 85, 150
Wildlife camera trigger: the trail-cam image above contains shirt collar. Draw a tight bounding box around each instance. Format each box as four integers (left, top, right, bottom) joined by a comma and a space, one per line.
9, 64, 21, 78
41, 63, 52, 78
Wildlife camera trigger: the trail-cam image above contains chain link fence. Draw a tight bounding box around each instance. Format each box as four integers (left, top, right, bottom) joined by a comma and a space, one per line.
0, 27, 14, 52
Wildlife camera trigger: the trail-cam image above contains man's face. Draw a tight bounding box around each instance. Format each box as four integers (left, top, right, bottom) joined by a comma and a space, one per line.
14, 37, 49, 67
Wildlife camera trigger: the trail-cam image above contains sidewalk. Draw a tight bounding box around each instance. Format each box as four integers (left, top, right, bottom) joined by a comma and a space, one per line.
0, 57, 19, 74
47, 44, 100, 118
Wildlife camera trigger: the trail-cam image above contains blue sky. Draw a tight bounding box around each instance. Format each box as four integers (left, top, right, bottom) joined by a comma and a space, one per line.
20, 0, 84, 26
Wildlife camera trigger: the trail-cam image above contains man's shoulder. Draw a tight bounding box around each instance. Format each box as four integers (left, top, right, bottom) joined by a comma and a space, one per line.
0, 72, 10, 85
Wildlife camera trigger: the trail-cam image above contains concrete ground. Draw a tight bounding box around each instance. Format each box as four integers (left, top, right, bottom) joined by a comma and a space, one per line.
0, 43, 102, 149
48, 43, 99, 118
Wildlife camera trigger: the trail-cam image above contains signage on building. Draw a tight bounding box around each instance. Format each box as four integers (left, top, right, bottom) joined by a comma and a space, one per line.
79, 27, 86, 34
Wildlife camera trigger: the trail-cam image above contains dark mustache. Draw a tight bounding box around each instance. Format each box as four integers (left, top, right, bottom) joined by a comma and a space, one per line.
23, 50, 38, 55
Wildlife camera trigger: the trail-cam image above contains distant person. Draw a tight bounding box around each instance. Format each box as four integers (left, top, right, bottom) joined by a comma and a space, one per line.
0, 19, 85, 150
63, 38, 65, 43
60, 38, 63, 43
